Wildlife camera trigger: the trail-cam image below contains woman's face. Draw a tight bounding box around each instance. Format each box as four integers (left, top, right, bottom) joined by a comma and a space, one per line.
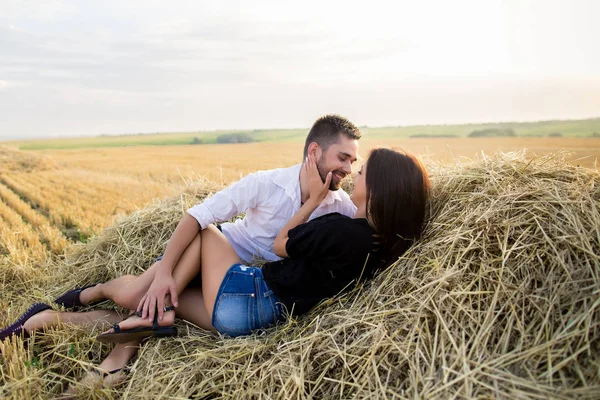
350, 161, 367, 207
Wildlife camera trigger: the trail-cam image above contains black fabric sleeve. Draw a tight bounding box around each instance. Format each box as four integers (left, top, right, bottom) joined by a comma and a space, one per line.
285, 220, 325, 259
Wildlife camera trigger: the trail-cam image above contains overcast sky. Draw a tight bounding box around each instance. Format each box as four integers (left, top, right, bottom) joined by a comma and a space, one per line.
1, 0, 599, 140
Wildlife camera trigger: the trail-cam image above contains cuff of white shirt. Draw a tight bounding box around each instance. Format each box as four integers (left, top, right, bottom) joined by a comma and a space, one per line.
186, 203, 214, 230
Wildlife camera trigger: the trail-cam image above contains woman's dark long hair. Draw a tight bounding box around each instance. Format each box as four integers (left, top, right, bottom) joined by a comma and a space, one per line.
365, 148, 430, 269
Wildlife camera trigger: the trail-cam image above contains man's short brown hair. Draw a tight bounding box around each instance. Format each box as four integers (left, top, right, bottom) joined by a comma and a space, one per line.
303, 114, 361, 158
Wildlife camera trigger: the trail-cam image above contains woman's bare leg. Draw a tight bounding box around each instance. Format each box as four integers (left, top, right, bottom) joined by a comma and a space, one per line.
79, 232, 204, 311
68, 225, 237, 397
109, 225, 241, 332
63, 340, 140, 398
79, 275, 138, 306
78, 267, 158, 310
66, 287, 217, 395
101, 229, 210, 332
29, 225, 235, 337
61, 230, 209, 395
199, 225, 243, 317
22, 309, 122, 334
174, 288, 215, 330
115, 287, 215, 332
98, 340, 140, 371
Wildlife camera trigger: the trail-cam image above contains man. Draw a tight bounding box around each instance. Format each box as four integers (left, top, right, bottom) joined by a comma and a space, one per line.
187, 114, 360, 263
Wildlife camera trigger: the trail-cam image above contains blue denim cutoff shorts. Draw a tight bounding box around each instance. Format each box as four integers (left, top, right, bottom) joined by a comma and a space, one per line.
212, 264, 284, 337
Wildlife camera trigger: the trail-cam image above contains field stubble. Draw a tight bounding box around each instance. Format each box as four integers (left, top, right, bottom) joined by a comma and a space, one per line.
0, 137, 599, 267
33, 136, 600, 180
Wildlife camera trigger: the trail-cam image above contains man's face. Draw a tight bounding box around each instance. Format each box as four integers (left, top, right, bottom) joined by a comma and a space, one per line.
315, 134, 359, 190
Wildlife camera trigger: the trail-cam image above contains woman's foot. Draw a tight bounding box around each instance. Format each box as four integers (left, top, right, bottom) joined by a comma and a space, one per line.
103, 308, 175, 333
63, 339, 139, 398
0, 303, 54, 342
22, 309, 58, 333
96, 308, 176, 343
62, 368, 126, 399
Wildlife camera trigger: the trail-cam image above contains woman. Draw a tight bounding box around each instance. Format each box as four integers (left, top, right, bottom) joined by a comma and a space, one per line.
0, 148, 430, 388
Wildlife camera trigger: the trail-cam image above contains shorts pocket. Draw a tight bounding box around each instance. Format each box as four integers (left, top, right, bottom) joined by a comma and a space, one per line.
258, 297, 277, 328
212, 293, 256, 337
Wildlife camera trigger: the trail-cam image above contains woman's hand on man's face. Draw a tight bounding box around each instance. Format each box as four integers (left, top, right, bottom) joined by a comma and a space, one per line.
304, 154, 331, 205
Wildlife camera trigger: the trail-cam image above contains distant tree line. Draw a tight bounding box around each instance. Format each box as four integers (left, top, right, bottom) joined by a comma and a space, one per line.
216, 133, 255, 144
191, 133, 256, 145
468, 128, 516, 138
409, 134, 458, 138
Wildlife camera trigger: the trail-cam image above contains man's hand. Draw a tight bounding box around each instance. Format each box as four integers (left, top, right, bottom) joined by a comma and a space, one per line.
305, 154, 332, 205
137, 268, 179, 322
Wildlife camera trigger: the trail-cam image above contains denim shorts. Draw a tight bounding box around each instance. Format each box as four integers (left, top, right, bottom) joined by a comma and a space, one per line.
212, 264, 285, 337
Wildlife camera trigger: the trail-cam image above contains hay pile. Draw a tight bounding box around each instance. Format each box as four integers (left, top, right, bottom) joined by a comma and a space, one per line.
1, 152, 599, 399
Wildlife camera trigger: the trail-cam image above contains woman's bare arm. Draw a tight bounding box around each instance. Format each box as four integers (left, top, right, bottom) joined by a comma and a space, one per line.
156, 213, 201, 274
274, 155, 332, 257
273, 199, 320, 257
137, 213, 200, 321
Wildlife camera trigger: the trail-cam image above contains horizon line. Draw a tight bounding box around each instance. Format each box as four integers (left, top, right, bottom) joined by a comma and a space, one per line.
2, 115, 600, 143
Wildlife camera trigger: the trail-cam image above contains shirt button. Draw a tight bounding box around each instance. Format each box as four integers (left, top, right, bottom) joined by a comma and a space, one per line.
251, 294, 255, 297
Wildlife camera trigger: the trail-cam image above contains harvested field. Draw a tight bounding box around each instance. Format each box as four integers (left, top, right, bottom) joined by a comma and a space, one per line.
1, 150, 598, 399
0, 137, 598, 252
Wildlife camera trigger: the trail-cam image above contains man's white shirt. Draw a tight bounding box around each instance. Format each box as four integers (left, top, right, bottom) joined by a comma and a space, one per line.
187, 164, 357, 263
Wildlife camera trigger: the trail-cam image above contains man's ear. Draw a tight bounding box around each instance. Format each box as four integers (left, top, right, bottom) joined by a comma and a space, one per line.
307, 142, 320, 159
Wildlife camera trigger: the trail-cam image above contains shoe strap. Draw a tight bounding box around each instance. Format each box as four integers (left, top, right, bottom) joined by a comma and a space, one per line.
91, 367, 123, 378
151, 306, 176, 329
134, 305, 175, 319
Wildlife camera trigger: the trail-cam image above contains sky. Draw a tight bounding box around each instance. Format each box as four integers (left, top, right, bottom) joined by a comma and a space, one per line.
0, 0, 599, 140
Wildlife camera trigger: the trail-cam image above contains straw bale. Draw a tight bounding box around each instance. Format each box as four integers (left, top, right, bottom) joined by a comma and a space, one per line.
1, 152, 599, 399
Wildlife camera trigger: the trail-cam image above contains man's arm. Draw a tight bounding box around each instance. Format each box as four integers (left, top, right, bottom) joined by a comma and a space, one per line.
187, 172, 263, 229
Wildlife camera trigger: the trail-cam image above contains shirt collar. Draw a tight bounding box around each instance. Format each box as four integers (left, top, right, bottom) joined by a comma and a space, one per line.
271, 164, 302, 202
271, 163, 343, 206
